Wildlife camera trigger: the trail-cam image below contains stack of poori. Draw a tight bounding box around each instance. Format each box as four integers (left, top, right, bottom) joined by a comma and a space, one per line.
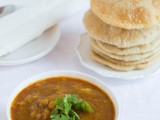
83, 0, 160, 71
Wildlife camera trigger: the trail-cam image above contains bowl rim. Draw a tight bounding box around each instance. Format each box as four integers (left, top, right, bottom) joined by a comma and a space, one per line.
7, 70, 119, 120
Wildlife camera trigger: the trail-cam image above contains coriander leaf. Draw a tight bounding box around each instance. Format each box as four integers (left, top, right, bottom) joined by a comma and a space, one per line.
50, 108, 59, 119
70, 94, 78, 102
57, 105, 64, 111
51, 114, 70, 120
70, 110, 80, 120
72, 99, 93, 113
54, 97, 63, 105
50, 94, 94, 120
80, 101, 94, 113
63, 94, 72, 115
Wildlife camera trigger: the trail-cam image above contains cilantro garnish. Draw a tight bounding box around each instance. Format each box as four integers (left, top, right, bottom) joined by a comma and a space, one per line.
50, 94, 93, 120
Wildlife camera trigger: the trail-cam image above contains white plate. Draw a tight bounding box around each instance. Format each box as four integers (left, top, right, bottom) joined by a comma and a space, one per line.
76, 34, 160, 80
0, 24, 61, 66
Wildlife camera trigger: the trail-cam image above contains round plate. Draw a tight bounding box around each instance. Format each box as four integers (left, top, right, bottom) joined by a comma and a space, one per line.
0, 24, 61, 66
76, 34, 160, 80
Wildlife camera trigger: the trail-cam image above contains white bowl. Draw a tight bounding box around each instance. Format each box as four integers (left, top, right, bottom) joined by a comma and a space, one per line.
7, 70, 119, 120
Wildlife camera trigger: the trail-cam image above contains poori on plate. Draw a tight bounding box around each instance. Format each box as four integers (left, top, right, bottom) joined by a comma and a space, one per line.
83, 10, 160, 48
90, 0, 160, 29
91, 51, 160, 71
83, 0, 160, 71
94, 38, 160, 55
91, 39, 160, 61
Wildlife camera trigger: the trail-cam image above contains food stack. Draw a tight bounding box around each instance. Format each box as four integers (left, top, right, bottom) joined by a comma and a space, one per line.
83, 0, 160, 71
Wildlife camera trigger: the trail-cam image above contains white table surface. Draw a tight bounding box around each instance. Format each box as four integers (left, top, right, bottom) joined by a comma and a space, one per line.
1, 1, 160, 120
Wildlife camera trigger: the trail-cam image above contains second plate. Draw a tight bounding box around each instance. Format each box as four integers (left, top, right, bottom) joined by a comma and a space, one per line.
76, 34, 160, 80
0, 24, 61, 66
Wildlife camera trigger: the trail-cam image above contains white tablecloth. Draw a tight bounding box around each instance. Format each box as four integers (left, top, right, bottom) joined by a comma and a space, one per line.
0, 1, 160, 120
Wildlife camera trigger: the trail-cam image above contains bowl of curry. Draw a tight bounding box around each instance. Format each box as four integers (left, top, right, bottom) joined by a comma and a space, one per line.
7, 70, 119, 120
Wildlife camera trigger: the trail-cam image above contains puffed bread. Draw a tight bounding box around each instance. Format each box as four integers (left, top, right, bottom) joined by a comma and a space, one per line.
83, 10, 160, 48
91, 39, 160, 61
92, 46, 160, 66
93, 37, 160, 55
91, 0, 160, 29
91, 51, 160, 71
